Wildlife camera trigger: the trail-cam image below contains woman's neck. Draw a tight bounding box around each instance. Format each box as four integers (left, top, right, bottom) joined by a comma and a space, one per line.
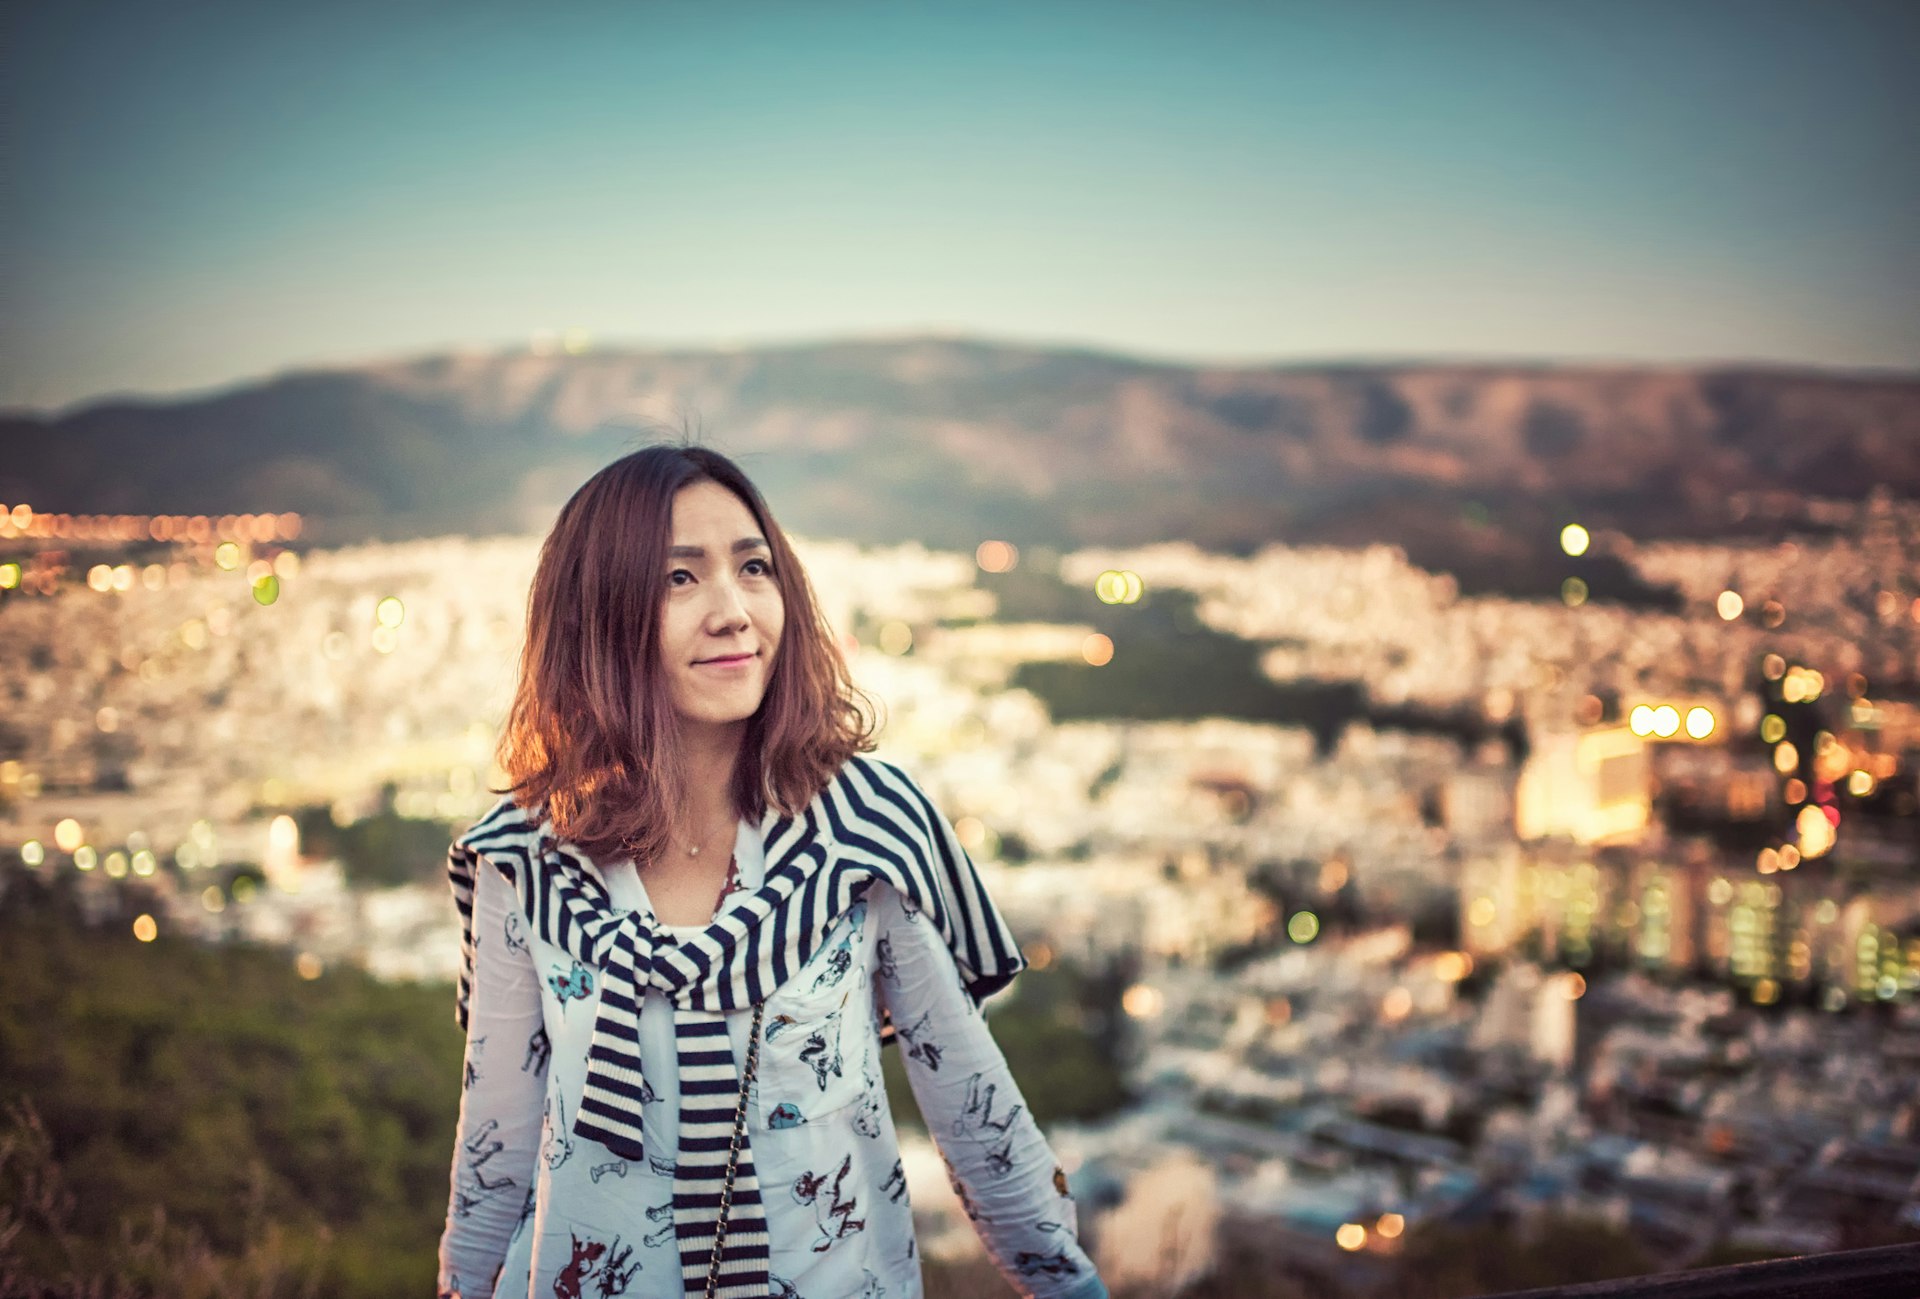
677, 718, 746, 832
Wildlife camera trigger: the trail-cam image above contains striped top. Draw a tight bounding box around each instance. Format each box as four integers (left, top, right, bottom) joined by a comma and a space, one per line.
438, 755, 1108, 1299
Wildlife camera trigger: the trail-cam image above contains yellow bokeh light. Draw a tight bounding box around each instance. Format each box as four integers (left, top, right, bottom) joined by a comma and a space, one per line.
1773, 742, 1799, 775
272, 549, 301, 579
21, 840, 45, 867
296, 952, 325, 980
877, 621, 913, 656
53, 818, 84, 853
1760, 714, 1786, 744
1287, 911, 1321, 944
1651, 705, 1679, 738
1433, 951, 1473, 982
1560, 524, 1590, 557
371, 625, 400, 655
1848, 769, 1875, 797
1336, 1223, 1367, 1252
214, 542, 241, 570
1094, 571, 1129, 604
1628, 705, 1654, 737
1752, 977, 1779, 1006
1795, 806, 1835, 858
1120, 984, 1164, 1018
252, 574, 280, 606
87, 564, 113, 592
1685, 707, 1715, 740
1561, 577, 1589, 607
132, 914, 158, 943
1716, 590, 1744, 621
0, 562, 18, 590
1778, 844, 1800, 870
1376, 1213, 1405, 1239
1468, 897, 1497, 927
375, 595, 405, 628
1081, 633, 1114, 666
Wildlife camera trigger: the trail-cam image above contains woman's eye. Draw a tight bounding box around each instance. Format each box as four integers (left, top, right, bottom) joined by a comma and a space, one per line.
668, 568, 694, 586
743, 558, 774, 578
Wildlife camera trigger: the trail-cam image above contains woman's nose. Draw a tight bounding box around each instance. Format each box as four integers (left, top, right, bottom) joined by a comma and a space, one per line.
704, 576, 750, 629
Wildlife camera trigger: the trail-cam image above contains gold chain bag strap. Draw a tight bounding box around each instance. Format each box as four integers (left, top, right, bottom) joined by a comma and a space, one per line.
704, 999, 766, 1299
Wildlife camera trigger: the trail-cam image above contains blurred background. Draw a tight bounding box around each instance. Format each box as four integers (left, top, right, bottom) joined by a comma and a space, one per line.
3, 2, 1919, 1296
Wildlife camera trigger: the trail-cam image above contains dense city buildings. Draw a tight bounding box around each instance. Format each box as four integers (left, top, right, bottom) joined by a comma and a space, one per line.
3, 494, 1918, 1290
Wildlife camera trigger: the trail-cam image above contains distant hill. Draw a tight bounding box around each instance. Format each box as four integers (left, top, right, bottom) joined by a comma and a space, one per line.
4, 339, 1917, 576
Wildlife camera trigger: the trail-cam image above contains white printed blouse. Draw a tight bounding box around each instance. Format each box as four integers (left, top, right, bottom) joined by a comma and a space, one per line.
437, 757, 1106, 1299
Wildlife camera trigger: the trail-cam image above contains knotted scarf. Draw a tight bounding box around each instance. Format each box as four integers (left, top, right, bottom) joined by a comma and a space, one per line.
447, 755, 1026, 1298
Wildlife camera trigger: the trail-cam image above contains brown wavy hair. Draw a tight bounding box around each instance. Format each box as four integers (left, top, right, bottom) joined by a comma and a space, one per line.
494, 443, 876, 864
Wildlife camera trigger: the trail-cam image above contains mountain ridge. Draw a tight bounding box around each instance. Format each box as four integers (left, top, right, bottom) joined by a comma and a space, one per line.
5, 337, 1917, 564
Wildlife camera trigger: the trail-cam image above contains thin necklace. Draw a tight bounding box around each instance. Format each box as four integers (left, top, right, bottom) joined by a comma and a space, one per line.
681, 815, 735, 858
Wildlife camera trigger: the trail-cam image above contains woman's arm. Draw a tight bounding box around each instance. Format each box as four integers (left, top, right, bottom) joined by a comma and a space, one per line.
437, 862, 547, 1299
871, 882, 1108, 1299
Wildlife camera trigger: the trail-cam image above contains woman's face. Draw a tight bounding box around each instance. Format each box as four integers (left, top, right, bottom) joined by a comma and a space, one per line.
658, 480, 786, 734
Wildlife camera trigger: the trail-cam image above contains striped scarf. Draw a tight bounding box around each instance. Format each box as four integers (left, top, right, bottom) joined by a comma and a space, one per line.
447, 755, 1026, 1298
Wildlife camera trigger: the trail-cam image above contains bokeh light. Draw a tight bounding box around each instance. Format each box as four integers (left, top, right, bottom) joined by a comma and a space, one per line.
1685, 707, 1715, 740
1081, 633, 1114, 666
1336, 1224, 1367, 1252
1287, 911, 1321, 944
132, 915, 158, 943
974, 540, 1018, 573
1716, 590, 1744, 620
1560, 524, 1590, 557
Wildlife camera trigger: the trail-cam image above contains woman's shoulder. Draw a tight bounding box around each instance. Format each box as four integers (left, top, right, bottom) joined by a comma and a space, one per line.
456, 792, 543, 850
829, 753, 939, 814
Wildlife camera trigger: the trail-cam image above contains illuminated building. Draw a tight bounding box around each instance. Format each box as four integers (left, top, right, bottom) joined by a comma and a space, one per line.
1515, 724, 1650, 845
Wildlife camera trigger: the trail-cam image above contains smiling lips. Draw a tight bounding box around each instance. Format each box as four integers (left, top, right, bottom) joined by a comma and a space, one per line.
695, 651, 757, 667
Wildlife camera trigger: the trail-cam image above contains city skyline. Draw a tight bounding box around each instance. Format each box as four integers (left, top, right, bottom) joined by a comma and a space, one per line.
4, 0, 1918, 412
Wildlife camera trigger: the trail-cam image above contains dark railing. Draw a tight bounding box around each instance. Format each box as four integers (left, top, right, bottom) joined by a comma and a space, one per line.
1481, 1241, 1920, 1299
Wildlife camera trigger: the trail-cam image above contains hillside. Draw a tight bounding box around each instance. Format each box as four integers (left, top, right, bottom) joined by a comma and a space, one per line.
4, 339, 1916, 568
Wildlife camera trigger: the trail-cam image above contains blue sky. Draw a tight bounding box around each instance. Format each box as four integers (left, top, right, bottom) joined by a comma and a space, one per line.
3, 0, 1915, 410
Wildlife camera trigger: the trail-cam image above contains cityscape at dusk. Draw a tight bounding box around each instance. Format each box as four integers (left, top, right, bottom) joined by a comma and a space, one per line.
4, 2, 1920, 1297
4, 464, 1920, 1294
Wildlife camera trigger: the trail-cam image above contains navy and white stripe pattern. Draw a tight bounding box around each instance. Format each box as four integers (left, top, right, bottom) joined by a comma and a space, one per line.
447, 755, 1026, 1298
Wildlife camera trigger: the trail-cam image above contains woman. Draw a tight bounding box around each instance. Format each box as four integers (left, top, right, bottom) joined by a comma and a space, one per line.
437, 445, 1106, 1299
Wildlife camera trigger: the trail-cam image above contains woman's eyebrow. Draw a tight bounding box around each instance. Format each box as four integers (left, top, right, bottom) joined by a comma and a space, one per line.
668, 536, 770, 558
